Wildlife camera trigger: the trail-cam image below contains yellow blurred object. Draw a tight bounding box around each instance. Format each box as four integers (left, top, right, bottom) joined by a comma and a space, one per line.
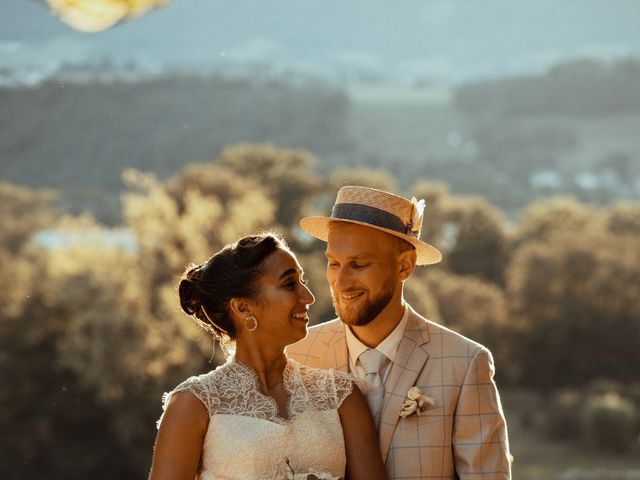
46, 0, 167, 33
125, 0, 163, 17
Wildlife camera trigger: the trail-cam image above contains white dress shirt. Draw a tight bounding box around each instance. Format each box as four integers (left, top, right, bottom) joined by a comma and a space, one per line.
345, 306, 409, 384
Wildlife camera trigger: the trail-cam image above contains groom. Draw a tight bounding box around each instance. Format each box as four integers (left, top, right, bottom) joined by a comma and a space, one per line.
287, 186, 511, 479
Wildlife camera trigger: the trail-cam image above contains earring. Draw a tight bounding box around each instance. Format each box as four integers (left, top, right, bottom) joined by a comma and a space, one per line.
243, 315, 258, 332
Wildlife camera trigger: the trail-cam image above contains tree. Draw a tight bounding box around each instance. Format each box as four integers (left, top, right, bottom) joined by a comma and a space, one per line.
411, 181, 508, 284
0, 181, 57, 253
453, 57, 640, 116
0, 186, 147, 479
506, 230, 640, 388
122, 165, 277, 306
441, 196, 508, 284
606, 201, 640, 236
409, 269, 517, 383
403, 274, 442, 326
0, 165, 281, 479
328, 166, 399, 194
511, 196, 601, 248
215, 143, 322, 247
506, 199, 640, 388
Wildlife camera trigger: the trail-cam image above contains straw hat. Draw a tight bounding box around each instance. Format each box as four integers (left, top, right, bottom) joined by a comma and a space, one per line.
300, 186, 442, 265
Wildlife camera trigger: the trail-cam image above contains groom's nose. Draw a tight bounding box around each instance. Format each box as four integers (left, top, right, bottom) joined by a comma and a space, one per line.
331, 265, 355, 290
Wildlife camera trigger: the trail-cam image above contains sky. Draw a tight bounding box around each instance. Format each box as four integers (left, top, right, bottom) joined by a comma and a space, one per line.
1, 0, 640, 85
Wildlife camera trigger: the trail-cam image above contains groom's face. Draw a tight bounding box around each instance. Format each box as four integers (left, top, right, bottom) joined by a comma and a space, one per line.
325, 223, 403, 327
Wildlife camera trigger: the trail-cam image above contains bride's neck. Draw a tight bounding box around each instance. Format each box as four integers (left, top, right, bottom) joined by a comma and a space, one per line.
234, 342, 288, 390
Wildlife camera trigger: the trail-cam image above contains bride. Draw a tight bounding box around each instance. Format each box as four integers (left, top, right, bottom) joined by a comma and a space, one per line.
148, 233, 387, 480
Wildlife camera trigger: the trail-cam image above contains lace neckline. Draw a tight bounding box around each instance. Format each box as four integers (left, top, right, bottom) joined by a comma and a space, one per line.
226, 358, 301, 424
165, 356, 353, 428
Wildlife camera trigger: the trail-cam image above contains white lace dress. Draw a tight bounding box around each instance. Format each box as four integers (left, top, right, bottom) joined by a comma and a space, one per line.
161, 358, 354, 480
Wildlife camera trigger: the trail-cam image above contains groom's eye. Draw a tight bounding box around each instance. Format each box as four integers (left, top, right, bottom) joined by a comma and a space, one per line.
351, 261, 368, 269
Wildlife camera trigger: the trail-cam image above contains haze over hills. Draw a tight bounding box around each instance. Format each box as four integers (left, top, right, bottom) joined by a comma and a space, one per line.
2, 57, 639, 224
2, 1, 640, 223
2, 0, 640, 86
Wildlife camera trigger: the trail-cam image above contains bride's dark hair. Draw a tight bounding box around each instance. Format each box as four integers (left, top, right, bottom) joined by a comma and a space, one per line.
178, 232, 287, 350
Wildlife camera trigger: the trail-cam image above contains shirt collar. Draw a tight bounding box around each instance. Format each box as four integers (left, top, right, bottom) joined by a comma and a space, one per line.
345, 305, 410, 365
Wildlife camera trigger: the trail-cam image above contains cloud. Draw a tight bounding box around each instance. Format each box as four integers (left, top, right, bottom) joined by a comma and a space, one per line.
400, 56, 457, 81
0, 37, 92, 69
224, 37, 282, 62
0, 37, 97, 85
330, 50, 384, 71
417, 1, 456, 29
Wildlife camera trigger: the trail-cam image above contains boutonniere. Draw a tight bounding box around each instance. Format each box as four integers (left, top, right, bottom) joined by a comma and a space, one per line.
399, 386, 435, 418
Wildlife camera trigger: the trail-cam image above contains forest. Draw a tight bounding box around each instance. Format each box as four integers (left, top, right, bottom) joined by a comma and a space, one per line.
1, 143, 639, 479
2, 57, 640, 225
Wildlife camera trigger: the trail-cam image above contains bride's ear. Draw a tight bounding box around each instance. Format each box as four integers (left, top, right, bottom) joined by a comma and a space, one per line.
229, 297, 253, 319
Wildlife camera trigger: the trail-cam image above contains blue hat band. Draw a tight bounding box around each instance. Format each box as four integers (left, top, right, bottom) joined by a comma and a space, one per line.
331, 203, 418, 238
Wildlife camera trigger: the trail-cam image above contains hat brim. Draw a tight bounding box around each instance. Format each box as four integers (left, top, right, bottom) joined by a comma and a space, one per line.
299, 216, 442, 266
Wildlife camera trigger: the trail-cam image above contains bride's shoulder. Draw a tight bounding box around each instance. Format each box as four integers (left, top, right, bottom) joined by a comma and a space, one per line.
173, 363, 229, 390
171, 364, 236, 400
163, 363, 237, 413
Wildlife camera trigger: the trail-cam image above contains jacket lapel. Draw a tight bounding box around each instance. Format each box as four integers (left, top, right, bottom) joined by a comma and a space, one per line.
378, 306, 431, 462
322, 321, 349, 372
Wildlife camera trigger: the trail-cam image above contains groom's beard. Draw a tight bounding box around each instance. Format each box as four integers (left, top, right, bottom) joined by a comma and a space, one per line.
332, 276, 395, 327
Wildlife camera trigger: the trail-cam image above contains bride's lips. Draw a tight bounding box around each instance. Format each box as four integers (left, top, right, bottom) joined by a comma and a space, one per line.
291, 311, 309, 323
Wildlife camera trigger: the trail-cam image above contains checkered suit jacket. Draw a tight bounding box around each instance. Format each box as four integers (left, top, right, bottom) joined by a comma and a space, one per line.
286, 304, 511, 480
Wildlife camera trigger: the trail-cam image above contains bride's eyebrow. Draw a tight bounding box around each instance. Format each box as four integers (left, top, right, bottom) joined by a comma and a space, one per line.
278, 268, 299, 280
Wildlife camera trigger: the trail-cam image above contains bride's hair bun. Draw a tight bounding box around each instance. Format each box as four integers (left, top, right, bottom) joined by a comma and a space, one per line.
178, 274, 201, 316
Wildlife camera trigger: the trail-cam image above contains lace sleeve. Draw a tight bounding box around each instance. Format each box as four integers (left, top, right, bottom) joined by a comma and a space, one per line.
331, 369, 355, 409
158, 370, 220, 427
295, 362, 354, 412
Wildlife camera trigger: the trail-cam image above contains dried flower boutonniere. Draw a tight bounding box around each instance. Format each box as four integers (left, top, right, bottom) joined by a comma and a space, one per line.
399, 386, 435, 418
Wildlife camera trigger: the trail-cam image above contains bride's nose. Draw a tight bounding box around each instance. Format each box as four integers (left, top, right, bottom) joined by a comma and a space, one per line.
300, 282, 315, 305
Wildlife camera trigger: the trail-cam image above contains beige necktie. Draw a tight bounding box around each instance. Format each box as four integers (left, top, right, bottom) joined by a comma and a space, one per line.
358, 348, 387, 427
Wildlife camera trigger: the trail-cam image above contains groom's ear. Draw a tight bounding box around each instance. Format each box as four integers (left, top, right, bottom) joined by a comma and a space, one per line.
398, 247, 417, 282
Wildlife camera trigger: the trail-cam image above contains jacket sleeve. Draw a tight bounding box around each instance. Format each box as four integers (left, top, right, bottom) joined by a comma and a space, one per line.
285, 327, 326, 368
452, 347, 512, 479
